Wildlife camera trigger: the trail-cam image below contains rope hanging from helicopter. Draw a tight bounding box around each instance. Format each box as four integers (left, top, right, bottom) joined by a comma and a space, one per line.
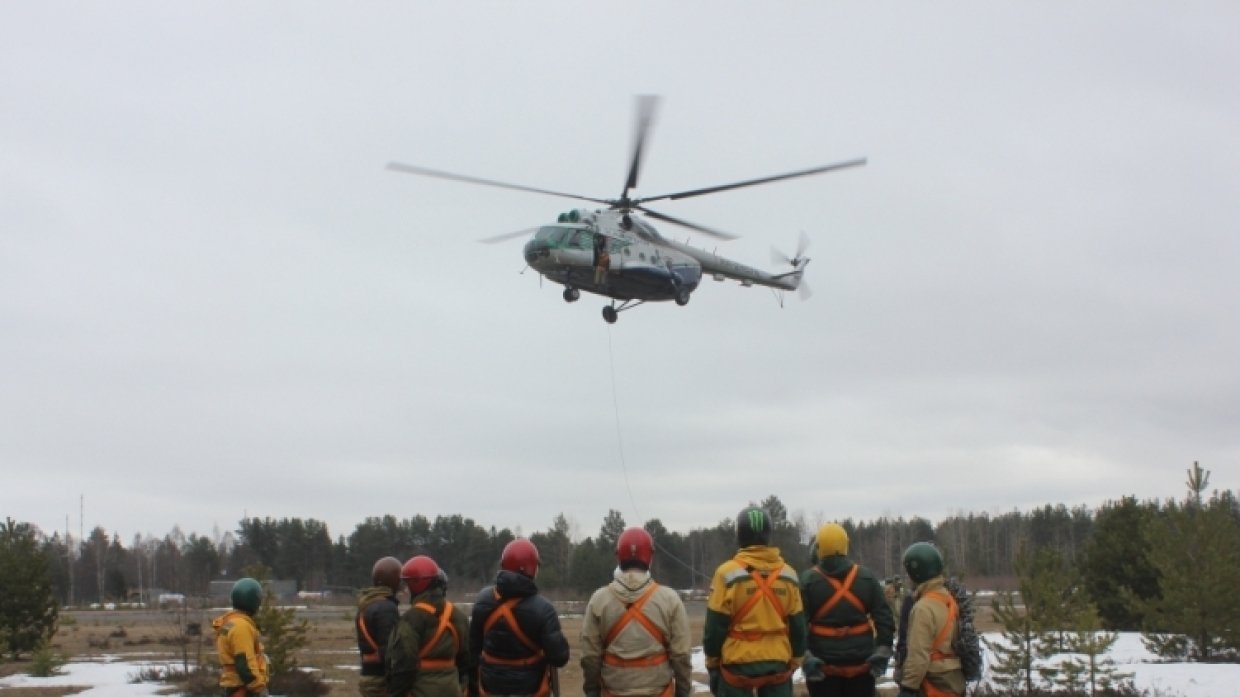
605, 326, 713, 585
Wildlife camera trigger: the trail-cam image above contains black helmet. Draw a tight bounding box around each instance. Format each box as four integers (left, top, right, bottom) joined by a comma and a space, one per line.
902, 542, 944, 584
736, 506, 773, 547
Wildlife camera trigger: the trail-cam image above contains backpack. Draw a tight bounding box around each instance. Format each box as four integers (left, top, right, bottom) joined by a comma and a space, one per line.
943, 577, 984, 683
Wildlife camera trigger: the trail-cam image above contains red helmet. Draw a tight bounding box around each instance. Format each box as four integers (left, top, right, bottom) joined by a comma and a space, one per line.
616, 527, 654, 570
501, 538, 540, 578
400, 555, 441, 596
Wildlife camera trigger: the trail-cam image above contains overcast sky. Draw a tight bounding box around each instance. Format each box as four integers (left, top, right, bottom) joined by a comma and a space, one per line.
3, 3, 1237, 547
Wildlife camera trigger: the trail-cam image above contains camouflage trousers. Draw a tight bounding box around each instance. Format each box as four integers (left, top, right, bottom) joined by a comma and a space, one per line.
358, 674, 388, 697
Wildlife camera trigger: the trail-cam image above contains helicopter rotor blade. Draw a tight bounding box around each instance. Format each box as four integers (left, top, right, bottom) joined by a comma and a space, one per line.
634, 157, 867, 205
795, 229, 811, 259
637, 205, 739, 241
387, 162, 610, 206
799, 279, 813, 300
620, 95, 660, 203
479, 227, 540, 244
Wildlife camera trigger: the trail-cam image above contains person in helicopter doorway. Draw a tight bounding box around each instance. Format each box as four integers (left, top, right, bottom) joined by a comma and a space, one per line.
798, 523, 894, 697
212, 577, 269, 697
703, 506, 807, 697
580, 526, 693, 697
594, 233, 611, 287
357, 556, 403, 697
894, 542, 964, 697
469, 538, 570, 697
386, 555, 471, 697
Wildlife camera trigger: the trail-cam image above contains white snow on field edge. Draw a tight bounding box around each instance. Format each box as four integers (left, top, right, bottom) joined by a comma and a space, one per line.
2, 635, 1236, 696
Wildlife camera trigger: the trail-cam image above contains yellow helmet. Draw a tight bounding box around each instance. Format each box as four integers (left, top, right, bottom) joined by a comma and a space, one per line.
816, 523, 849, 558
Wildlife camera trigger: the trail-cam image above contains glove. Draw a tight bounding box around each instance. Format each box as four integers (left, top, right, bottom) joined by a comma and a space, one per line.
801, 656, 825, 683
868, 645, 893, 679
708, 668, 720, 696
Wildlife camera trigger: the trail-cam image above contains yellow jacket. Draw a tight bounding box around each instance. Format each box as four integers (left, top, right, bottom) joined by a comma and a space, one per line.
703, 546, 806, 668
213, 609, 268, 692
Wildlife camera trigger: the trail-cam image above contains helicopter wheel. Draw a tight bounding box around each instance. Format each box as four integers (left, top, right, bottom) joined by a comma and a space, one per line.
675, 289, 691, 306
602, 306, 618, 324
563, 287, 580, 303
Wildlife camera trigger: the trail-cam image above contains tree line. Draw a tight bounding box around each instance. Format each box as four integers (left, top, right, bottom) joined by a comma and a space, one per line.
8, 473, 1239, 639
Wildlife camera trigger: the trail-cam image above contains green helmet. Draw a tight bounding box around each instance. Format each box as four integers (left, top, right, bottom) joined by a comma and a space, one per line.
231, 577, 263, 614
736, 506, 773, 548
902, 542, 944, 584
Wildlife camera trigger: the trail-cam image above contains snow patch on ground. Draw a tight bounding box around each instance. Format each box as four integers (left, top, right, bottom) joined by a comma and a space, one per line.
3, 635, 1237, 696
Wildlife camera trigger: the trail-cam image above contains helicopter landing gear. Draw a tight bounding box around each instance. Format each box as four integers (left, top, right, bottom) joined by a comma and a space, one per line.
675, 289, 691, 306
601, 299, 644, 324
563, 287, 580, 303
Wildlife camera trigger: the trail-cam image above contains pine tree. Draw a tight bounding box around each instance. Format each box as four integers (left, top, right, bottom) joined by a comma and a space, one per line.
1080, 496, 1160, 630
1064, 605, 1132, 696
243, 564, 311, 677
1130, 463, 1240, 662
984, 590, 1039, 695
0, 518, 60, 659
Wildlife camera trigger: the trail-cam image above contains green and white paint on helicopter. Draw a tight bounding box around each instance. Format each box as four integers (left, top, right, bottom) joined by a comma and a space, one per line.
521, 208, 807, 322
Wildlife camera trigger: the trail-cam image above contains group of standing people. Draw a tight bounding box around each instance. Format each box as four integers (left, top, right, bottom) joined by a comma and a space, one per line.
703, 507, 963, 697
212, 504, 963, 697
354, 538, 571, 697
354, 530, 691, 697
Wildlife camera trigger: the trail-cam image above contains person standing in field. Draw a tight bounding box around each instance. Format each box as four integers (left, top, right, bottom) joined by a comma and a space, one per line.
356, 556, 403, 697
213, 577, 269, 697
895, 542, 964, 697
798, 523, 895, 697
469, 538, 570, 697
703, 506, 807, 697
580, 527, 692, 697
387, 555, 471, 697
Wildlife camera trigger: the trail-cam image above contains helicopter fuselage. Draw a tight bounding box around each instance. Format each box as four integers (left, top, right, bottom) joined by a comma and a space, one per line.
522, 209, 805, 307
523, 210, 702, 304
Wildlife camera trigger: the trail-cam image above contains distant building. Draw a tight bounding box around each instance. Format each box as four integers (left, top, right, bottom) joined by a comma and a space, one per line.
209, 579, 298, 604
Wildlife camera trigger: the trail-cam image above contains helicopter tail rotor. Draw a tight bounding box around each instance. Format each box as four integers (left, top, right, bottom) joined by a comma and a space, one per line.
770, 230, 812, 267
771, 231, 813, 300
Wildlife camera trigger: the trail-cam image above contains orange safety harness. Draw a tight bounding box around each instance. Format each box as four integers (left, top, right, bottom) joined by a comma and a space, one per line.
808, 564, 873, 678
413, 600, 461, 671
720, 562, 795, 689
915, 590, 960, 697
809, 564, 871, 638
480, 592, 551, 697
600, 583, 673, 697
921, 591, 959, 663
357, 607, 384, 665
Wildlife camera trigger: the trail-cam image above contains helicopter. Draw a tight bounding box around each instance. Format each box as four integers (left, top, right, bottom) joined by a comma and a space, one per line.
388, 96, 865, 324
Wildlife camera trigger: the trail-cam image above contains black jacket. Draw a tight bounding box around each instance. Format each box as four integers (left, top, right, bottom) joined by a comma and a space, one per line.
356, 586, 400, 677
469, 570, 569, 696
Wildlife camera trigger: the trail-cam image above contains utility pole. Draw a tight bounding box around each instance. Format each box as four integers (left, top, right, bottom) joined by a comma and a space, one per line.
66, 514, 74, 607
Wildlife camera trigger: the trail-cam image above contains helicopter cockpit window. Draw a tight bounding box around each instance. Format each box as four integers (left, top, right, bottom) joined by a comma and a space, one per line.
567, 230, 592, 250
535, 226, 569, 245
536, 225, 595, 248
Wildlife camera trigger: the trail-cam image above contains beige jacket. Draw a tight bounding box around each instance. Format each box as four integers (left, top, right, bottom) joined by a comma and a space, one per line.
899, 576, 965, 695
581, 569, 692, 697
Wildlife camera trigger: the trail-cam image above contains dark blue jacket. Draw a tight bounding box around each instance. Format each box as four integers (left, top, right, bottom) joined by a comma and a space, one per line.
469, 570, 569, 696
